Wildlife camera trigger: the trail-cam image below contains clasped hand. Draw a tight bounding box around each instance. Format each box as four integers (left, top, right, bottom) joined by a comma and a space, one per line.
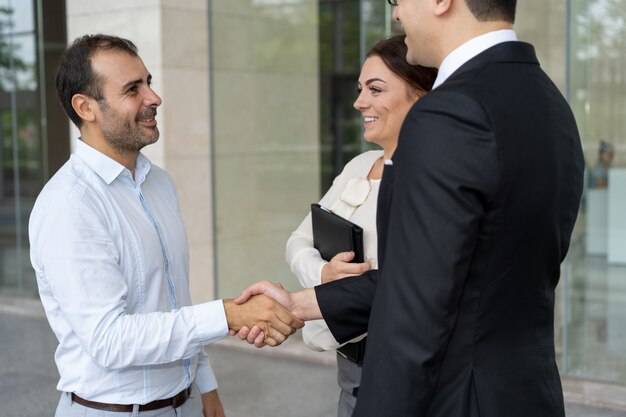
226, 281, 301, 347
223, 290, 303, 347
227, 254, 370, 348
229, 280, 326, 348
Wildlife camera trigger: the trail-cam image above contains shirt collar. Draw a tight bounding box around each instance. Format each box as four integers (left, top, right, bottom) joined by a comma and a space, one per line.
134, 153, 151, 185
74, 139, 152, 185
433, 29, 518, 89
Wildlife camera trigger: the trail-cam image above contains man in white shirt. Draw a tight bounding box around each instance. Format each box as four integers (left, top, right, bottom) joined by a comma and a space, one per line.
29, 34, 303, 417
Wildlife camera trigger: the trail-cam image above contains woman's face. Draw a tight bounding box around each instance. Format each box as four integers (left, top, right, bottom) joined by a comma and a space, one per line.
353, 55, 418, 149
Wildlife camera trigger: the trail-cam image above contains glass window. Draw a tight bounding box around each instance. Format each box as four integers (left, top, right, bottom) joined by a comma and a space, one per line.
0, 6, 39, 295
210, 0, 394, 298
0, 0, 35, 34
319, 0, 390, 193
0, 0, 68, 296
319, 0, 361, 191
564, 0, 626, 384
211, 0, 322, 296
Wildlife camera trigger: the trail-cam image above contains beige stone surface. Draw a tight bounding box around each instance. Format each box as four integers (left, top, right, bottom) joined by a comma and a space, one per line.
162, 68, 211, 157
210, 0, 320, 302
188, 242, 216, 303
166, 156, 213, 246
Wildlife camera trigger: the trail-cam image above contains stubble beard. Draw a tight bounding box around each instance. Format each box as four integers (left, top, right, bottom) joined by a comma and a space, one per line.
98, 101, 159, 154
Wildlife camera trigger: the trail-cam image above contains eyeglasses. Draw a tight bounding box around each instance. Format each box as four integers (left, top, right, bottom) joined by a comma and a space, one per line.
387, 0, 398, 5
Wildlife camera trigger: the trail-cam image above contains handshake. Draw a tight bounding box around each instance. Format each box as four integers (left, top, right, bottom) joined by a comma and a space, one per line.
223, 281, 321, 347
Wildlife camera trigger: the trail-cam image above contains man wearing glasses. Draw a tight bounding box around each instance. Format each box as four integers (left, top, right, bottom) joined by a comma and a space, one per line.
236, 1, 584, 416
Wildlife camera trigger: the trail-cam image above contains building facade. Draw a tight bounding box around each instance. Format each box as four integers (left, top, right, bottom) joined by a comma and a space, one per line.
1, 0, 625, 401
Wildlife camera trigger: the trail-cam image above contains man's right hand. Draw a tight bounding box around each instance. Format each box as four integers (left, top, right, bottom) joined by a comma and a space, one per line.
223, 294, 303, 347
231, 281, 322, 347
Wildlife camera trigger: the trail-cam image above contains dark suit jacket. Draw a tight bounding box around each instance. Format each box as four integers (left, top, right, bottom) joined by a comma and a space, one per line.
315, 41, 584, 417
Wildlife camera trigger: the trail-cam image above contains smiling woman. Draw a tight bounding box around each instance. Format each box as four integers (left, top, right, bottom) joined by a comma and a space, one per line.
354, 55, 417, 162
354, 36, 436, 168
285, 35, 436, 417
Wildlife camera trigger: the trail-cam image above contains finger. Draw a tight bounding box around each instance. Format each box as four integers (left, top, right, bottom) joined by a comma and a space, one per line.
253, 332, 266, 347
333, 251, 355, 262
258, 284, 290, 308
268, 327, 288, 345
233, 290, 251, 304
238, 326, 251, 340
246, 326, 262, 343
334, 251, 352, 261
233, 280, 275, 304
267, 318, 295, 337
251, 331, 265, 345
359, 260, 372, 272
274, 316, 303, 335
339, 261, 371, 275
229, 329, 236, 336
262, 336, 279, 347
269, 303, 304, 334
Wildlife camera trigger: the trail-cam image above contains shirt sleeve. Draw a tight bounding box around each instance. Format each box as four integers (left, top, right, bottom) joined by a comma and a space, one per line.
30, 193, 229, 370
302, 319, 340, 351
285, 213, 327, 288
285, 170, 347, 288
195, 348, 219, 393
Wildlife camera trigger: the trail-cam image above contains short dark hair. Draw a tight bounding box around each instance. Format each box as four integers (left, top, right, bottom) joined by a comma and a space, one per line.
55, 34, 138, 128
367, 35, 438, 96
465, 0, 517, 23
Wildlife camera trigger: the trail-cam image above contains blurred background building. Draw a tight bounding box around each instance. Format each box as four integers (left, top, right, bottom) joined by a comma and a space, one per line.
1, 0, 626, 408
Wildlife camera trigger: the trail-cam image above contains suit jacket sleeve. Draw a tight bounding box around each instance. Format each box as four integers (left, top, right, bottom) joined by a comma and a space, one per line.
353, 90, 499, 417
314, 269, 378, 343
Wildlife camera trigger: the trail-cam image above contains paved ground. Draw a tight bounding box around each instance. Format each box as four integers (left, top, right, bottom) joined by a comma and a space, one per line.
1, 308, 626, 417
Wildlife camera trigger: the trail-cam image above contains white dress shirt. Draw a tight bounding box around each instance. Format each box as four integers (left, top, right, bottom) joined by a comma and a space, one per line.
29, 140, 228, 404
433, 29, 518, 89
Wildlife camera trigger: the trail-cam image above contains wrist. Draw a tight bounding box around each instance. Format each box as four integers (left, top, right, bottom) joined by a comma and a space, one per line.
320, 262, 330, 284
292, 288, 322, 321
222, 299, 238, 330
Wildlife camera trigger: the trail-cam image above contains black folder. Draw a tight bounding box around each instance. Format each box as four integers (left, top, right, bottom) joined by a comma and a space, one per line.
311, 203, 364, 263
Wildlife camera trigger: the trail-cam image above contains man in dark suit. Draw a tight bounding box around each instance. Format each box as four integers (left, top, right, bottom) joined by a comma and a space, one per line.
235, 0, 584, 416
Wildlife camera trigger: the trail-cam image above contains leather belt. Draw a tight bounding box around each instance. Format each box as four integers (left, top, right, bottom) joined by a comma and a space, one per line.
71, 386, 191, 412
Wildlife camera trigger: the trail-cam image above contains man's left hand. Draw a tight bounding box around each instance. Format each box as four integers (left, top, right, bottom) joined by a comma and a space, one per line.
202, 389, 226, 417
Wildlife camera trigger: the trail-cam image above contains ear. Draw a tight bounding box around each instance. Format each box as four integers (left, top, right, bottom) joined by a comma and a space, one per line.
71, 94, 97, 124
407, 86, 425, 103
433, 0, 452, 16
